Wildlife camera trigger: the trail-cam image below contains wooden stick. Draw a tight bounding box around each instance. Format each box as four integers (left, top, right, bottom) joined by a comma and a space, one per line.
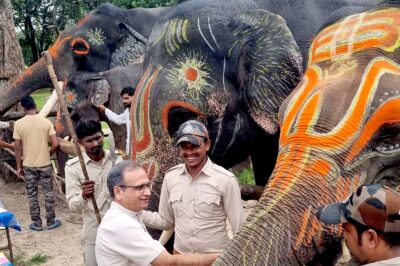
42, 51, 102, 224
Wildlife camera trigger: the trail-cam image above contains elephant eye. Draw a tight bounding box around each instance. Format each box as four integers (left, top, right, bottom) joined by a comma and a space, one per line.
71, 37, 90, 55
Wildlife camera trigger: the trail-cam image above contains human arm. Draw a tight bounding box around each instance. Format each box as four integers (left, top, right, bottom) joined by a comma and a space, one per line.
65, 164, 89, 212
224, 176, 246, 235
14, 139, 23, 177
0, 139, 14, 150
49, 134, 58, 155
104, 108, 127, 125
152, 251, 219, 266
141, 210, 174, 230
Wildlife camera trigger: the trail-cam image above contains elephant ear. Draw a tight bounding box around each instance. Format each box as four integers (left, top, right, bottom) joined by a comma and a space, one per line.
230, 10, 303, 135
110, 23, 147, 68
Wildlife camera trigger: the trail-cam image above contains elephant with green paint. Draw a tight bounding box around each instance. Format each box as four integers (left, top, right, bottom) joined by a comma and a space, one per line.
131, 0, 303, 235
216, 2, 400, 264
0, 3, 163, 116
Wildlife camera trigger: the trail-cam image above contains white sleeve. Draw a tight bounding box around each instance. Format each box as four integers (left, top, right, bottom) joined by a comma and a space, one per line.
98, 216, 165, 266
105, 108, 127, 125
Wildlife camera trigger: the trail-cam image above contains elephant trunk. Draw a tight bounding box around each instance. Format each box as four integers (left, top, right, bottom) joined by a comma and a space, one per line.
214, 152, 357, 265
0, 57, 51, 115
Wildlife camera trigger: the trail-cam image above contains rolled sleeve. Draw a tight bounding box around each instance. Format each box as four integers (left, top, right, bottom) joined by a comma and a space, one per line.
105, 109, 127, 125
141, 210, 174, 231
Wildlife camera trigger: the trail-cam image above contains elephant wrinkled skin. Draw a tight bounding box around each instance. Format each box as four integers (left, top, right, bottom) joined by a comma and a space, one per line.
216, 3, 400, 265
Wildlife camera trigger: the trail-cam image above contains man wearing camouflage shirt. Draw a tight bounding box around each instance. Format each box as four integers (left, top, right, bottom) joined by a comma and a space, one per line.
316, 184, 400, 266
142, 120, 245, 254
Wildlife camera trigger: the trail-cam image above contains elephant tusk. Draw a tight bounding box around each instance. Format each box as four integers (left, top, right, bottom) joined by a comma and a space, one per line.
38, 81, 63, 117
158, 229, 174, 245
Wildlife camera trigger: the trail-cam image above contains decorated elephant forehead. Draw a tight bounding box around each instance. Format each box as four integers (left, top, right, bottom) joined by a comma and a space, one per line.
165, 51, 215, 100
309, 8, 400, 65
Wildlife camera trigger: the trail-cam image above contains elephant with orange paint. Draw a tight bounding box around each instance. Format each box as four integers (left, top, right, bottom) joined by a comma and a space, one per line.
216, 1, 400, 265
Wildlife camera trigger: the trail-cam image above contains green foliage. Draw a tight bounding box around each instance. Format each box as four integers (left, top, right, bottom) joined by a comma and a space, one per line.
11, 0, 179, 66
236, 167, 255, 185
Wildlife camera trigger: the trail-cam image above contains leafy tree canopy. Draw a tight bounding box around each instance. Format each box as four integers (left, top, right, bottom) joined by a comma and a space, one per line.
11, 0, 178, 66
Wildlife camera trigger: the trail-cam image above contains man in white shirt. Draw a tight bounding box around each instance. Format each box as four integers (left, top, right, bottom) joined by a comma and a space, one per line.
95, 160, 219, 266
98, 87, 134, 157
316, 184, 400, 266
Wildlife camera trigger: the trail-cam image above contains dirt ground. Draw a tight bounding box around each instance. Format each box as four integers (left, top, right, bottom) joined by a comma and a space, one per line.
0, 178, 258, 266
0, 178, 84, 266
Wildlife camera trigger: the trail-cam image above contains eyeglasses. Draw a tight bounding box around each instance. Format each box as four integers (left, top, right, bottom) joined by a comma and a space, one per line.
119, 183, 152, 191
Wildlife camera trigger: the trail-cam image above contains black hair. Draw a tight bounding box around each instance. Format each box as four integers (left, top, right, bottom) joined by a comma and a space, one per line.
20, 95, 36, 110
349, 218, 400, 247
75, 119, 103, 140
120, 87, 135, 97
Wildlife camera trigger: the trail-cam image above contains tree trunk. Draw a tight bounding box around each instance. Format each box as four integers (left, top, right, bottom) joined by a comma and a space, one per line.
0, 0, 25, 182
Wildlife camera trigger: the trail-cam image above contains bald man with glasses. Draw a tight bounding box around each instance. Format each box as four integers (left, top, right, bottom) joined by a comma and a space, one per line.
95, 160, 218, 266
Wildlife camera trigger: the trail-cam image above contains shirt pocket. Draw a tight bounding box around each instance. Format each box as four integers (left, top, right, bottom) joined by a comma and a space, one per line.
197, 193, 221, 218
169, 192, 183, 218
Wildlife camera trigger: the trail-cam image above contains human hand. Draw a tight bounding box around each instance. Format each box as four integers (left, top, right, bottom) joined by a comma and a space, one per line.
82, 180, 95, 200
17, 167, 24, 178
97, 105, 106, 113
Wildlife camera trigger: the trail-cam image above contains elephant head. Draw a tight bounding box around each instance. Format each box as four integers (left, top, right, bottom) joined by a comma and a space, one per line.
131, 0, 303, 217
216, 4, 400, 265
61, 63, 143, 150
0, 3, 163, 115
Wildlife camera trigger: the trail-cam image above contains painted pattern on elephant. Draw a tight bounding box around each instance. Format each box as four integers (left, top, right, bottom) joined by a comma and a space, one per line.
216, 5, 400, 265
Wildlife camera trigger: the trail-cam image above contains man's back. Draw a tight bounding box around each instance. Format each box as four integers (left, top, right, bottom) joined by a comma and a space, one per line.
13, 114, 54, 167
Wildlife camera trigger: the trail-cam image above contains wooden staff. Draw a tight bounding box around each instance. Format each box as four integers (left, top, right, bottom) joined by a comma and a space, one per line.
42, 51, 102, 224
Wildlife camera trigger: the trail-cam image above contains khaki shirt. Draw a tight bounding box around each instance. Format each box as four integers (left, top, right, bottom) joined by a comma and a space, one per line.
13, 114, 55, 167
142, 158, 245, 253
65, 150, 121, 244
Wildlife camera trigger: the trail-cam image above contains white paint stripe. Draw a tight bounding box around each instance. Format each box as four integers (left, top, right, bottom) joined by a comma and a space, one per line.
223, 57, 226, 92
208, 16, 220, 50
198, 17, 215, 52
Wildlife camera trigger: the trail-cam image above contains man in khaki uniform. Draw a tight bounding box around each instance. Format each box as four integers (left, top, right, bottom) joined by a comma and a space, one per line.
65, 119, 121, 266
143, 120, 245, 254
13, 95, 61, 232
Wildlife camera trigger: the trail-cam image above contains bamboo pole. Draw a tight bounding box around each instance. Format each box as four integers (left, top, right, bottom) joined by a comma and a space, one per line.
42, 51, 101, 224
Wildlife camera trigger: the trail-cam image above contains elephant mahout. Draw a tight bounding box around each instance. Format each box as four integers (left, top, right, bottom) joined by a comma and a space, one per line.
0, 3, 163, 115
215, 2, 400, 265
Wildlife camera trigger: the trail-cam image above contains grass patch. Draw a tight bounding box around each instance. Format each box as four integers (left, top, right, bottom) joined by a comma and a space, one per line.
236, 167, 255, 185
27, 254, 48, 265
11, 253, 49, 266
31, 88, 51, 110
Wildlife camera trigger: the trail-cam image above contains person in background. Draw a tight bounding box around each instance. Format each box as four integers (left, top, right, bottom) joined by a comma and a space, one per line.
98, 87, 134, 157
13, 95, 60, 231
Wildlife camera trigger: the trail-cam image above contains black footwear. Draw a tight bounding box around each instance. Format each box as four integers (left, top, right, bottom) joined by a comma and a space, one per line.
48, 219, 62, 230
29, 223, 43, 231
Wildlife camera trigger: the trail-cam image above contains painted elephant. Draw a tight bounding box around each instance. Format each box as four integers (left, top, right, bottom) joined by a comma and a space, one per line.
131, 0, 303, 228
131, 0, 386, 215
0, 3, 164, 115
61, 63, 143, 151
216, 2, 400, 265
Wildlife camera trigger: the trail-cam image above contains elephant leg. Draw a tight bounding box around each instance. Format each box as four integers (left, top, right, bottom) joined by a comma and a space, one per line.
250, 132, 279, 186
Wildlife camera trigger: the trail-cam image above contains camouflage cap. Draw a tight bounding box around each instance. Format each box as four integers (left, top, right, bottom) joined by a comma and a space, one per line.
174, 120, 209, 146
316, 184, 400, 232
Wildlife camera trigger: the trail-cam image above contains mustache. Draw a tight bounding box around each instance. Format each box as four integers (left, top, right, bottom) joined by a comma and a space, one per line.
91, 145, 103, 153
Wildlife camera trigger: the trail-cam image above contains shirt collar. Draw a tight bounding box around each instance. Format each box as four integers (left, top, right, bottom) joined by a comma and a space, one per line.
83, 150, 110, 165
182, 157, 213, 177
111, 201, 141, 220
